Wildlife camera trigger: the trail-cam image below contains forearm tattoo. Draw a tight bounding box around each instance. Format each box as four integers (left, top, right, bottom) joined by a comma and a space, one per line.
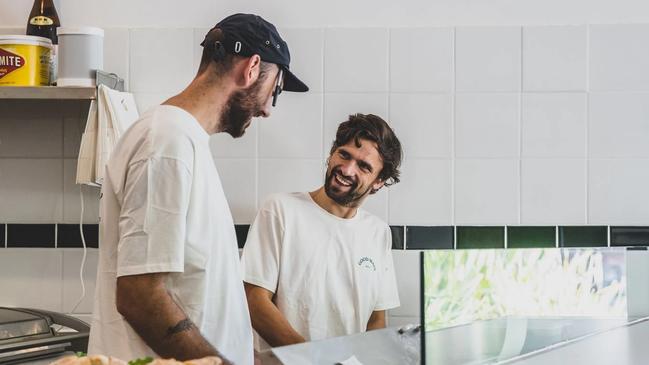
165, 318, 194, 338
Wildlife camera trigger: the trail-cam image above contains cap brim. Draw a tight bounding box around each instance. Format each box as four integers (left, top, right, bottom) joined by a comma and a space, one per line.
281, 67, 309, 92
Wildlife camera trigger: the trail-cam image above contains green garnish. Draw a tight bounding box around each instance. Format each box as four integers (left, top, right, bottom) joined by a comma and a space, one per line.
128, 357, 154, 365
75, 352, 86, 358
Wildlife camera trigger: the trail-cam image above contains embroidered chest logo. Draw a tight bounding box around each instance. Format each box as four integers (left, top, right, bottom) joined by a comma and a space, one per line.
358, 257, 376, 271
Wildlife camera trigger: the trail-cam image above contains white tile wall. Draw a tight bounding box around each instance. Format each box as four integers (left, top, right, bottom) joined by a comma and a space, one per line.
390, 250, 421, 317
0, 100, 63, 158
455, 94, 519, 158
590, 24, 649, 91
103, 28, 130, 89
257, 159, 322, 206
129, 28, 195, 93
389, 27, 454, 93
0, 159, 63, 223
455, 159, 519, 225
279, 28, 325, 94
389, 94, 453, 159
522, 26, 587, 91
0, 249, 63, 311
62, 249, 99, 314
589, 159, 649, 225
63, 159, 100, 224
521, 159, 586, 225
259, 93, 323, 159
455, 27, 521, 92
209, 123, 258, 159
4, 21, 649, 326
213, 159, 257, 224
324, 28, 389, 92
521, 93, 587, 158
388, 159, 452, 225
588, 93, 649, 158
323, 93, 389, 155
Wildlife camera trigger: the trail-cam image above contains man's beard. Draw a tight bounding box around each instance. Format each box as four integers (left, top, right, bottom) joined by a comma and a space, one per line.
324, 167, 373, 207
219, 77, 265, 138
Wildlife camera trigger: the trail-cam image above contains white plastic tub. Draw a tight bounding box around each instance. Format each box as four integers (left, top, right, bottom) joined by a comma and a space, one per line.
56, 27, 104, 86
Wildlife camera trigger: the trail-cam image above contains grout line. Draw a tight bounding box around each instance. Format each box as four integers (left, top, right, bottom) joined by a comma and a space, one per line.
607, 225, 611, 247
453, 225, 457, 249
403, 225, 407, 250
504, 226, 508, 249
451, 27, 457, 228
556, 225, 560, 248
4, 224, 6, 248
518, 27, 524, 226
54, 223, 58, 248
584, 25, 591, 226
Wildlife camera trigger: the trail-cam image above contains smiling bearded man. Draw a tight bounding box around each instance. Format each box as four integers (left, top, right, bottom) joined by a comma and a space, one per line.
240, 113, 403, 349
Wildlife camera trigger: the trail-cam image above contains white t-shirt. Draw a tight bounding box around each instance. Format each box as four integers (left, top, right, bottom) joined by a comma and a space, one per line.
88, 105, 253, 365
240, 192, 400, 345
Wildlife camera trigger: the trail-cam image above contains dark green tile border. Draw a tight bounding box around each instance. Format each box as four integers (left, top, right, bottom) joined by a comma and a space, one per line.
457, 226, 505, 249
57, 224, 99, 248
7, 224, 55, 248
0, 224, 4, 248
390, 226, 404, 249
611, 227, 649, 247
406, 226, 453, 250
507, 226, 556, 248
559, 226, 608, 247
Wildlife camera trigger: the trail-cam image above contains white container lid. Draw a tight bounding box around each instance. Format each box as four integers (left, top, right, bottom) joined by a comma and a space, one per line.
0, 35, 52, 48
57, 27, 104, 37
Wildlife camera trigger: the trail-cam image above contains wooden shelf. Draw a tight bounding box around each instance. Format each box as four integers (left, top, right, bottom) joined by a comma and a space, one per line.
0, 86, 97, 100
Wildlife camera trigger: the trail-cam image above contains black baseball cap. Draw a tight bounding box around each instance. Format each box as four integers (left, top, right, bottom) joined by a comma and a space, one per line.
201, 13, 309, 93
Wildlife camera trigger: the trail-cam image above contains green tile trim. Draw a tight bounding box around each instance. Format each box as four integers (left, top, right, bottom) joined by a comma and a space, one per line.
559, 226, 608, 247
457, 226, 505, 249
507, 226, 556, 248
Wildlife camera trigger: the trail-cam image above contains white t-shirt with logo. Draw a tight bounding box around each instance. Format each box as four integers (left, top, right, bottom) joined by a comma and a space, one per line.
88, 105, 253, 365
240, 192, 400, 344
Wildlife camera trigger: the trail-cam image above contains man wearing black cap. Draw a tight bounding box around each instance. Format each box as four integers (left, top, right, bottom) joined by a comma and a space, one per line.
88, 14, 308, 365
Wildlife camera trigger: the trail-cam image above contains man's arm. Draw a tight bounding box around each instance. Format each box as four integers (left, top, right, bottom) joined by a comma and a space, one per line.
116, 273, 230, 363
366, 310, 386, 331
244, 282, 306, 347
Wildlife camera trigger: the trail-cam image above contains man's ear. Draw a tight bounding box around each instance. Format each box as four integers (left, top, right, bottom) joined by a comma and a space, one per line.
370, 179, 385, 195
239, 54, 261, 88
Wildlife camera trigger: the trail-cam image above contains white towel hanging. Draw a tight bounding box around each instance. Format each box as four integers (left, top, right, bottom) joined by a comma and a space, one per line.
76, 84, 139, 186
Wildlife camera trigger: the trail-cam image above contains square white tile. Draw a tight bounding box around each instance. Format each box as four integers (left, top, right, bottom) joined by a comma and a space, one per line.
103, 28, 130, 89
129, 28, 194, 93
589, 159, 649, 225
213, 159, 257, 224
522, 26, 587, 91
388, 159, 452, 225
390, 250, 421, 317
257, 159, 323, 206
521, 159, 586, 225
455, 93, 520, 158
389, 94, 453, 159
259, 92, 323, 159
362, 187, 388, 222
456, 27, 521, 92
0, 159, 63, 223
62, 249, 99, 314
63, 102, 92, 159
278, 28, 324, 93
0, 249, 63, 311
0, 100, 63, 158
589, 93, 649, 158
63, 159, 100, 224
390, 27, 454, 93
522, 93, 587, 158
209, 123, 257, 159
324, 28, 389, 92
590, 24, 649, 91
323, 94, 388, 156
455, 159, 519, 225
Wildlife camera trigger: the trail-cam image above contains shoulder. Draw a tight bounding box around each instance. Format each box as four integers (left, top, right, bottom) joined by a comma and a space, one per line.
259, 192, 309, 211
